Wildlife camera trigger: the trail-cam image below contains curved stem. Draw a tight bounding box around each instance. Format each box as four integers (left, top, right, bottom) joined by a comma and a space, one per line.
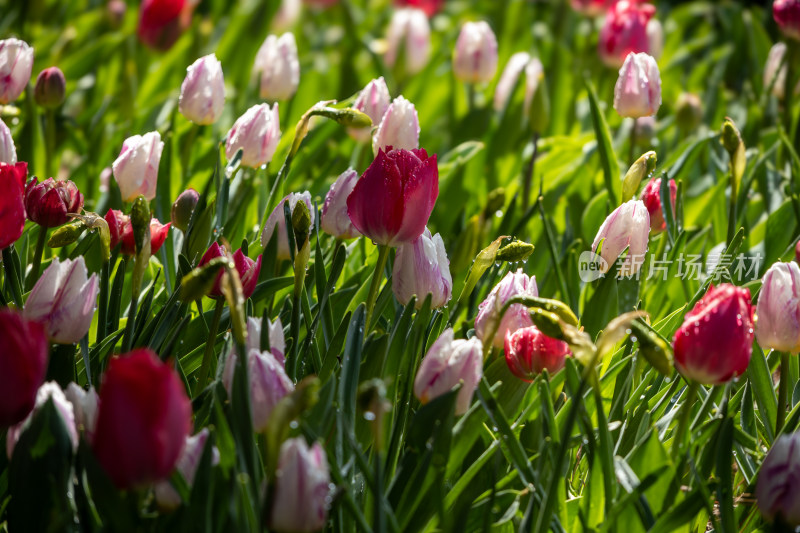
194, 298, 224, 396
777, 351, 791, 434
671, 380, 700, 460
26, 226, 48, 291
364, 245, 390, 330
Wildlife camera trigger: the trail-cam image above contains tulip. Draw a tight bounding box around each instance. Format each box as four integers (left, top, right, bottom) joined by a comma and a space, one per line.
269, 438, 332, 533
764, 42, 800, 100
137, 0, 196, 50
0, 117, 16, 164
198, 242, 263, 299
413, 328, 483, 415
245, 315, 286, 364
93, 349, 192, 489
24, 256, 99, 344
756, 430, 800, 525
0, 38, 34, 105
392, 228, 452, 309
154, 429, 220, 510
225, 103, 281, 169
675, 92, 703, 131
321, 169, 361, 239
33, 67, 66, 109
179, 54, 225, 125
453, 21, 498, 84
64, 383, 99, 440
272, 0, 302, 32
672, 284, 754, 385
640, 177, 676, 233
254, 33, 300, 101
395, 0, 443, 16
474, 268, 539, 349
112, 131, 164, 202
775, 0, 800, 41
570, 0, 614, 16
591, 199, 650, 276
262, 191, 314, 260
171, 188, 200, 232
6, 382, 78, 459
0, 309, 49, 427
755, 262, 800, 353
384, 8, 431, 76
613, 52, 661, 118
504, 326, 570, 382
493, 53, 545, 118
105, 209, 170, 256
372, 96, 420, 154
346, 147, 437, 246
0, 162, 27, 249
598, 1, 656, 68
349, 77, 391, 143
24, 178, 84, 228
646, 19, 664, 60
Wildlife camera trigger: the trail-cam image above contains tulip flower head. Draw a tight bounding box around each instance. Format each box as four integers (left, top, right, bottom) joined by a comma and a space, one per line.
756, 430, 800, 526
372, 96, 420, 154
154, 429, 220, 510
254, 33, 300, 101
262, 191, 315, 260
349, 77, 391, 143
474, 269, 539, 349
321, 169, 361, 239
198, 242, 263, 299
453, 21, 498, 84
112, 131, 164, 202
765, 42, 800, 100
0, 38, 34, 105
171, 188, 200, 232
0, 309, 49, 427
385, 8, 432, 76
504, 326, 570, 382
105, 209, 170, 256
0, 118, 17, 164
775, 0, 800, 41
24, 178, 84, 228
6, 382, 78, 459
598, 1, 656, 68
0, 162, 27, 249
137, 0, 196, 50
591, 199, 650, 276
245, 315, 286, 364
392, 228, 452, 309
614, 52, 661, 118
272, 0, 302, 32
640, 177, 676, 233
225, 103, 281, 169
179, 54, 225, 125
755, 262, 800, 353
64, 383, 99, 440
34, 67, 66, 109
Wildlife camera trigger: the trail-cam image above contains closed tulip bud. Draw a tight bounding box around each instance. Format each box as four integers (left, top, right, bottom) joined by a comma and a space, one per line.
765, 42, 800, 101
494, 52, 532, 112
24, 257, 99, 344
0, 309, 48, 427
392, 228, 452, 309
171, 188, 199, 232
0, 118, 17, 164
198, 242, 262, 299
254, 33, 300, 101
33, 67, 66, 109
504, 326, 570, 382
24, 177, 84, 228
6, 382, 78, 459
347, 147, 438, 246
413, 328, 483, 415
591, 199, 650, 276
496, 240, 535, 263
673, 284, 754, 385
755, 262, 800, 353
385, 8, 431, 76
614, 52, 661, 118
349, 77, 391, 143
372, 96, 420, 154
0, 39, 34, 105
646, 19, 664, 60
570, 0, 614, 16
179, 54, 225, 125
0, 162, 27, 249
64, 383, 98, 440
675, 92, 703, 131
226, 103, 281, 169
598, 1, 656, 68
137, 0, 196, 50
112, 131, 163, 202
775, 0, 800, 41
640, 177, 676, 233
756, 430, 800, 525
245, 316, 286, 365
474, 268, 539, 349
262, 191, 315, 260
272, 0, 301, 32
453, 21, 499, 84
154, 429, 220, 510
622, 150, 657, 202
321, 169, 361, 239
269, 438, 332, 533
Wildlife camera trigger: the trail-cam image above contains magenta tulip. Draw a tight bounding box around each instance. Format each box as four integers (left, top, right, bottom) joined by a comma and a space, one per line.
0, 309, 49, 427
24, 177, 84, 228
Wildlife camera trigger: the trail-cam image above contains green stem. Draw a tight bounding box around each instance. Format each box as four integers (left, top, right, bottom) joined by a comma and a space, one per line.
121, 289, 139, 353
466, 83, 476, 114
777, 351, 791, 434
364, 245, 390, 330
26, 226, 48, 291
628, 118, 637, 166
194, 298, 224, 396
45, 109, 56, 178
521, 132, 540, 213
671, 380, 700, 460
726, 164, 737, 245
2, 246, 23, 308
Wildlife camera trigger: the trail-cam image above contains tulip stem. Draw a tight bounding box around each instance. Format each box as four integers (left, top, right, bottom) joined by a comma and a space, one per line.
2, 246, 24, 308
466, 83, 476, 114
777, 351, 791, 434
521, 132, 540, 213
365, 245, 390, 330
26, 226, 48, 291
44, 109, 56, 179
671, 380, 699, 460
194, 298, 224, 397
628, 119, 637, 166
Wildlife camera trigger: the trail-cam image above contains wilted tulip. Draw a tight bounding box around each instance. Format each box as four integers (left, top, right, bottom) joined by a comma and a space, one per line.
93, 349, 192, 489
34, 67, 66, 109
372, 96, 420, 154
64, 383, 98, 440
392, 228, 452, 309
0, 38, 34, 105
262, 191, 314, 260
570, 0, 613, 16
137, 0, 196, 50
775, 0, 800, 41
24, 256, 99, 344
0, 162, 27, 249
245, 315, 286, 364
0, 309, 48, 427
640, 177, 676, 233
453, 21, 498, 84
154, 429, 220, 510
112, 131, 164, 202
598, 1, 656, 68
346, 147, 438, 246
171, 188, 200, 232
24, 178, 84, 228
254, 33, 300, 101
673, 284, 754, 385
614, 52, 661, 118
321, 169, 361, 239
179, 54, 225, 125
394, 0, 443, 16
474, 268, 539, 349
504, 326, 570, 381
0, 118, 16, 164
755, 262, 800, 353
413, 328, 483, 415
269, 438, 332, 533
225, 103, 281, 169
384, 8, 431, 76
198, 242, 263, 299
6, 382, 78, 459
349, 77, 391, 143
756, 430, 800, 525
591, 200, 650, 276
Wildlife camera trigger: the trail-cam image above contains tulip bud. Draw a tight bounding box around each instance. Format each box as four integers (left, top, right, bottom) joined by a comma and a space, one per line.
756, 430, 800, 525
254, 33, 300, 101
24, 256, 99, 344
225, 103, 281, 169
675, 92, 703, 131
6, 382, 78, 459
0, 162, 27, 249
272, 0, 301, 32
392, 228, 453, 309
171, 188, 200, 232
33, 67, 66, 111
291, 198, 312, 250
755, 262, 800, 353
198, 242, 263, 299
622, 150, 657, 202
154, 429, 220, 510
112, 131, 163, 202
64, 383, 98, 440
570, 0, 614, 16
721, 118, 743, 156
179, 54, 225, 125
766, 43, 789, 99
384, 8, 431, 76
413, 328, 483, 415
107, 0, 126, 27
493, 52, 531, 112
0, 118, 17, 164
269, 438, 332, 533
0, 309, 49, 427
640, 177, 676, 233
646, 19, 664, 60
598, 1, 656, 68
245, 315, 286, 364
349, 77, 391, 143
504, 326, 570, 382
591, 199, 650, 276
672, 284, 754, 385
321, 169, 361, 239
372, 96, 420, 154
0, 38, 34, 105
775, 0, 800, 41
474, 269, 539, 349
179, 257, 229, 302
613, 52, 661, 118
262, 191, 314, 260
496, 240, 535, 263
453, 21, 498, 84
24, 177, 84, 228
137, 0, 196, 50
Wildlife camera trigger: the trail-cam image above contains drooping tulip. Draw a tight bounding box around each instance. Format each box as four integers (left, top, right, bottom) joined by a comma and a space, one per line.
640, 177, 676, 233
0, 118, 17, 164
591, 199, 650, 276
198, 242, 263, 299
756, 430, 800, 525
755, 262, 800, 353
372, 96, 420, 154
24, 178, 84, 228
154, 429, 220, 510
6, 382, 78, 459
171, 188, 200, 232
254, 33, 300, 101
245, 315, 286, 365
137, 0, 196, 50
321, 169, 361, 239
384, 8, 431, 76
261, 191, 314, 260
504, 326, 570, 382
0, 162, 27, 249
392, 228, 452, 309
225, 103, 281, 169
0, 309, 49, 427
349, 77, 391, 143
64, 383, 99, 441
474, 269, 539, 349
613, 52, 661, 118
775, 0, 800, 41
34, 67, 66, 109
105, 209, 171, 256
112, 131, 164, 202
346, 147, 437, 246
453, 21, 498, 84
179, 54, 225, 125
0, 38, 34, 105
92, 349, 192, 489
598, 1, 656, 68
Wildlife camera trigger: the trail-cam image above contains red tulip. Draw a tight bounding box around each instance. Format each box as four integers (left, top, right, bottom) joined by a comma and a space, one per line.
598, 1, 656, 68
198, 242, 262, 299
395, 0, 444, 17
105, 209, 170, 256
0, 309, 49, 426
640, 177, 676, 233
137, 0, 195, 51
673, 284, 754, 385
504, 326, 570, 382
24, 177, 84, 228
346, 147, 438, 247
0, 162, 27, 249
92, 349, 192, 489
775, 0, 800, 40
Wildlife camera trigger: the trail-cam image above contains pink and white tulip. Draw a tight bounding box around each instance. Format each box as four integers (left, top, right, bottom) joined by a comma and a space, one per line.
0, 118, 17, 164
321, 169, 361, 239
349, 77, 391, 143
591, 199, 650, 276
254, 33, 300, 101
613, 52, 661, 118
179, 54, 225, 125
756, 261, 800, 353
493, 52, 544, 117
372, 96, 420, 154
392, 228, 452, 309
154, 429, 220, 510
7, 382, 78, 459
64, 383, 99, 441
261, 191, 315, 260
226, 103, 281, 169
245, 315, 286, 365
112, 131, 164, 202
385, 8, 431, 75
474, 269, 539, 349
453, 21, 498, 84
756, 430, 800, 525
0, 38, 34, 105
